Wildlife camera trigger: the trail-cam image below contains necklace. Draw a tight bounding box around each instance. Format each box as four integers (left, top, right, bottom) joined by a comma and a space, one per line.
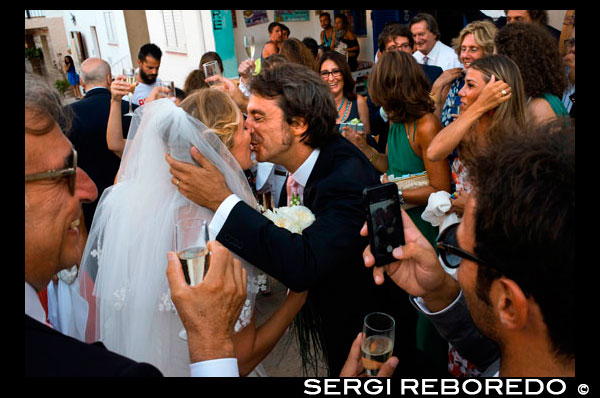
338, 98, 351, 122
336, 97, 346, 113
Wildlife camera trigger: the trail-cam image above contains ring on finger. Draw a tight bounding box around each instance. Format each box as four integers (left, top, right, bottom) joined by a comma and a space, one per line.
175, 178, 180, 187
501, 89, 508, 96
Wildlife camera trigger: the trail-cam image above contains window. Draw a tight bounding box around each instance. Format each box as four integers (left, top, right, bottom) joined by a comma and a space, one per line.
104, 12, 117, 44
161, 10, 186, 52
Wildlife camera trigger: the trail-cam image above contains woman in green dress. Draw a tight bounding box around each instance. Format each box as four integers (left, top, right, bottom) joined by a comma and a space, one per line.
350, 50, 451, 373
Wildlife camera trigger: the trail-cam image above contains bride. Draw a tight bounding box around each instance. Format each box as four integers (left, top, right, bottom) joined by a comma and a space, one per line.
79, 87, 305, 376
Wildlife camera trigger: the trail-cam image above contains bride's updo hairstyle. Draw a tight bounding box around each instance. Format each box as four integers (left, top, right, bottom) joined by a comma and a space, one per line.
179, 88, 240, 150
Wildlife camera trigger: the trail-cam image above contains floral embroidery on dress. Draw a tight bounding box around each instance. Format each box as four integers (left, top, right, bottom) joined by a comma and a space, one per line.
113, 287, 128, 311
158, 290, 177, 312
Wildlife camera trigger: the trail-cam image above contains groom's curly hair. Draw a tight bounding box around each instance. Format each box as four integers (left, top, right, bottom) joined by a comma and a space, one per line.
248, 62, 339, 148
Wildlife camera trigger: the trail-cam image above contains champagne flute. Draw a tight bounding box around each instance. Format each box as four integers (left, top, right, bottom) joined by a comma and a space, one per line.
123, 67, 136, 116
175, 218, 211, 340
361, 312, 395, 376
243, 36, 255, 60
202, 60, 223, 89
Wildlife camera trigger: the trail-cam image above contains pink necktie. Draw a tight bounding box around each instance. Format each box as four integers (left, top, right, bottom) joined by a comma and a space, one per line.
286, 175, 303, 206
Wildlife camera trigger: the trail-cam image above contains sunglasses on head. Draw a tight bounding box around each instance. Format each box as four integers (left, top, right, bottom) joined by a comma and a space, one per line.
25, 148, 78, 196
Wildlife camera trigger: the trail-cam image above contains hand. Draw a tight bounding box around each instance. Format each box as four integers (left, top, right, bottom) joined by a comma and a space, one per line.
166, 240, 247, 362
110, 75, 133, 101
360, 209, 458, 308
165, 146, 232, 212
145, 85, 172, 103
341, 126, 369, 152
238, 59, 256, 82
205, 75, 236, 93
339, 332, 398, 377
449, 190, 468, 217
432, 67, 463, 90
472, 74, 512, 114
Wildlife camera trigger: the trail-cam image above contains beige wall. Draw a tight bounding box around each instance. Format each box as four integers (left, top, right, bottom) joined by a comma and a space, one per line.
25, 16, 70, 81
123, 10, 150, 65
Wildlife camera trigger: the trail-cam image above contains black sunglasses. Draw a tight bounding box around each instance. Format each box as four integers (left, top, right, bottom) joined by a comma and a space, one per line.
436, 222, 485, 269
25, 149, 77, 196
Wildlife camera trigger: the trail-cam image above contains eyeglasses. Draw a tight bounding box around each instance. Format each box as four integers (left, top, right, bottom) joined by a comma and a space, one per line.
25, 149, 77, 196
320, 68, 342, 78
386, 44, 412, 52
436, 222, 486, 269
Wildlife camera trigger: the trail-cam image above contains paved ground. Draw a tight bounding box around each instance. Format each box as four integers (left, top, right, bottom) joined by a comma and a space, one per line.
253, 277, 328, 377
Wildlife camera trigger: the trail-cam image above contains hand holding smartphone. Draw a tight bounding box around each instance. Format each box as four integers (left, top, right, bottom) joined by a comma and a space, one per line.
363, 183, 405, 267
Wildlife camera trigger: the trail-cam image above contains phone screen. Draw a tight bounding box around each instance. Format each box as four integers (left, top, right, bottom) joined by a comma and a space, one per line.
364, 184, 405, 267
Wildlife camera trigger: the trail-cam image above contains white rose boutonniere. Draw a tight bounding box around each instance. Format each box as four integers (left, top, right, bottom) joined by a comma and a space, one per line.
263, 205, 315, 234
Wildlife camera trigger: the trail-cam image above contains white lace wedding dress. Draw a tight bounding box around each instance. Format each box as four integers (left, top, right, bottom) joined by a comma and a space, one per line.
79, 99, 262, 376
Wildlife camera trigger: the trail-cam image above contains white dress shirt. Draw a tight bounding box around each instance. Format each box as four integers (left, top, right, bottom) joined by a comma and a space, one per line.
413, 40, 462, 71
210, 149, 320, 239
25, 281, 238, 377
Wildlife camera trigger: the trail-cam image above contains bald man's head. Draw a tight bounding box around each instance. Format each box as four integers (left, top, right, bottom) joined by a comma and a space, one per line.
80, 57, 111, 88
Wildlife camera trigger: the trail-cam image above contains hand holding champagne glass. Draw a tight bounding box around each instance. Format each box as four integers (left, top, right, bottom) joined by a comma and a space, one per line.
361, 312, 395, 376
176, 218, 211, 340
123, 67, 136, 116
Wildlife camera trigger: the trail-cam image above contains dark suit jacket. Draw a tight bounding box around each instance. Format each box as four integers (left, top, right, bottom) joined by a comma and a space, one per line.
25, 314, 162, 376
67, 88, 135, 231
217, 135, 419, 376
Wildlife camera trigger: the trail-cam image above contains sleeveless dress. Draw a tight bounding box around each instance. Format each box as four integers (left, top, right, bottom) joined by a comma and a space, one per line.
321, 29, 334, 52
386, 121, 448, 373
67, 64, 79, 86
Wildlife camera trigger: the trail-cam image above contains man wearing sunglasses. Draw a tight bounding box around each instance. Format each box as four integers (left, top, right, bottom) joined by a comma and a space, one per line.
361, 120, 575, 377
25, 72, 248, 376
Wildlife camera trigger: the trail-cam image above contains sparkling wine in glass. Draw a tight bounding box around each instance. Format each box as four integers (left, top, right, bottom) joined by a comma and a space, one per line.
361, 312, 395, 376
175, 218, 211, 340
123, 67, 136, 116
244, 36, 255, 60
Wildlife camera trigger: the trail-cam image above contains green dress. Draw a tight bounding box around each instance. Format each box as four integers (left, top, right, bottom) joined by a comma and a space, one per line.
387, 121, 448, 373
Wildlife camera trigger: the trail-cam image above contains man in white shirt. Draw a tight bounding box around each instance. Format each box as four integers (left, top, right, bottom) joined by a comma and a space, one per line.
131, 43, 162, 107
410, 13, 462, 71
361, 120, 575, 377
25, 72, 245, 377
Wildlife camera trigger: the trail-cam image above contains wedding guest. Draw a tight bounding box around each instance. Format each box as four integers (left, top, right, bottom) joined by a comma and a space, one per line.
165, 62, 428, 377
333, 14, 360, 71
200, 51, 224, 74
361, 118, 575, 377
67, 57, 134, 232
429, 20, 498, 126
183, 69, 209, 97
427, 55, 528, 217
25, 72, 247, 376
64, 55, 83, 99
302, 37, 319, 59
561, 23, 575, 118
495, 22, 568, 125
261, 22, 283, 61
86, 87, 307, 376
280, 23, 290, 41
131, 43, 162, 107
365, 50, 451, 372
503, 10, 561, 41
280, 38, 318, 71
409, 13, 462, 71
319, 12, 336, 53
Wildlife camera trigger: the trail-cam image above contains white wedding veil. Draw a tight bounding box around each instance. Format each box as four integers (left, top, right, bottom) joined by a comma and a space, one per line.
78, 99, 260, 376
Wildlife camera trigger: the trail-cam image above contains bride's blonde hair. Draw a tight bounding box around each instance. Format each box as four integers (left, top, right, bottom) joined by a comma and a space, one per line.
179, 88, 240, 149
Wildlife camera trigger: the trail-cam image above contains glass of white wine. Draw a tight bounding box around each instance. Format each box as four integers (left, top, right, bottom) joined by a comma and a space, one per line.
123, 67, 136, 116
175, 218, 211, 340
243, 36, 255, 60
361, 312, 395, 376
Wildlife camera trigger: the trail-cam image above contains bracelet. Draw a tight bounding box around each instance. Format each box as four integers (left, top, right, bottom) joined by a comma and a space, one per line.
369, 150, 379, 164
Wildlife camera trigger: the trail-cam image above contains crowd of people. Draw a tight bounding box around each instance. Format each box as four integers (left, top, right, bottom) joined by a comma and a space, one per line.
26, 10, 574, 378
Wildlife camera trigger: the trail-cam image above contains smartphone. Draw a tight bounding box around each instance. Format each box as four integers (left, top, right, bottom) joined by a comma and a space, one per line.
363, 182, 405, 267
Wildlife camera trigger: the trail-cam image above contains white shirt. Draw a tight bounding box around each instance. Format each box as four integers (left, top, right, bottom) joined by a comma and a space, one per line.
413, 40, 462, 71
210, 149, 320, 239
130, 79, 161, 107
25, 282, 238, 377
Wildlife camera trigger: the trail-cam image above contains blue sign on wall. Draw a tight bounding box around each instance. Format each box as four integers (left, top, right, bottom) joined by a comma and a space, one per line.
211, 10, 237, 78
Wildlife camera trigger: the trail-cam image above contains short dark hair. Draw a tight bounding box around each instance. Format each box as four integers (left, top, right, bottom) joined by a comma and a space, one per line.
378, 22, 414, 51
302, 37, 319, 58
248, 63, 338, 148
268, 22, 281, 33
368, 51, 434, 123
319, 12, 331, 20
409, 13, 441, 41
467, 117, 575, 361
504, 10, 549, 25
318, 51, 356, 100
138, 43, 162, 62
280, 24, 290, 34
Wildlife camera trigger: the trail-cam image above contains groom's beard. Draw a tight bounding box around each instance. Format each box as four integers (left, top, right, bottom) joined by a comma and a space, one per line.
139, 68, 158, 84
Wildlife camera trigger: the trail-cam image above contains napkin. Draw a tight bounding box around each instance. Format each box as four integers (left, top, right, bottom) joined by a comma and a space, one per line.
422, 191, 454, 227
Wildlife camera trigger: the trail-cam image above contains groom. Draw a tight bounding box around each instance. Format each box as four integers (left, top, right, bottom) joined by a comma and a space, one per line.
166, 63, 420, 376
